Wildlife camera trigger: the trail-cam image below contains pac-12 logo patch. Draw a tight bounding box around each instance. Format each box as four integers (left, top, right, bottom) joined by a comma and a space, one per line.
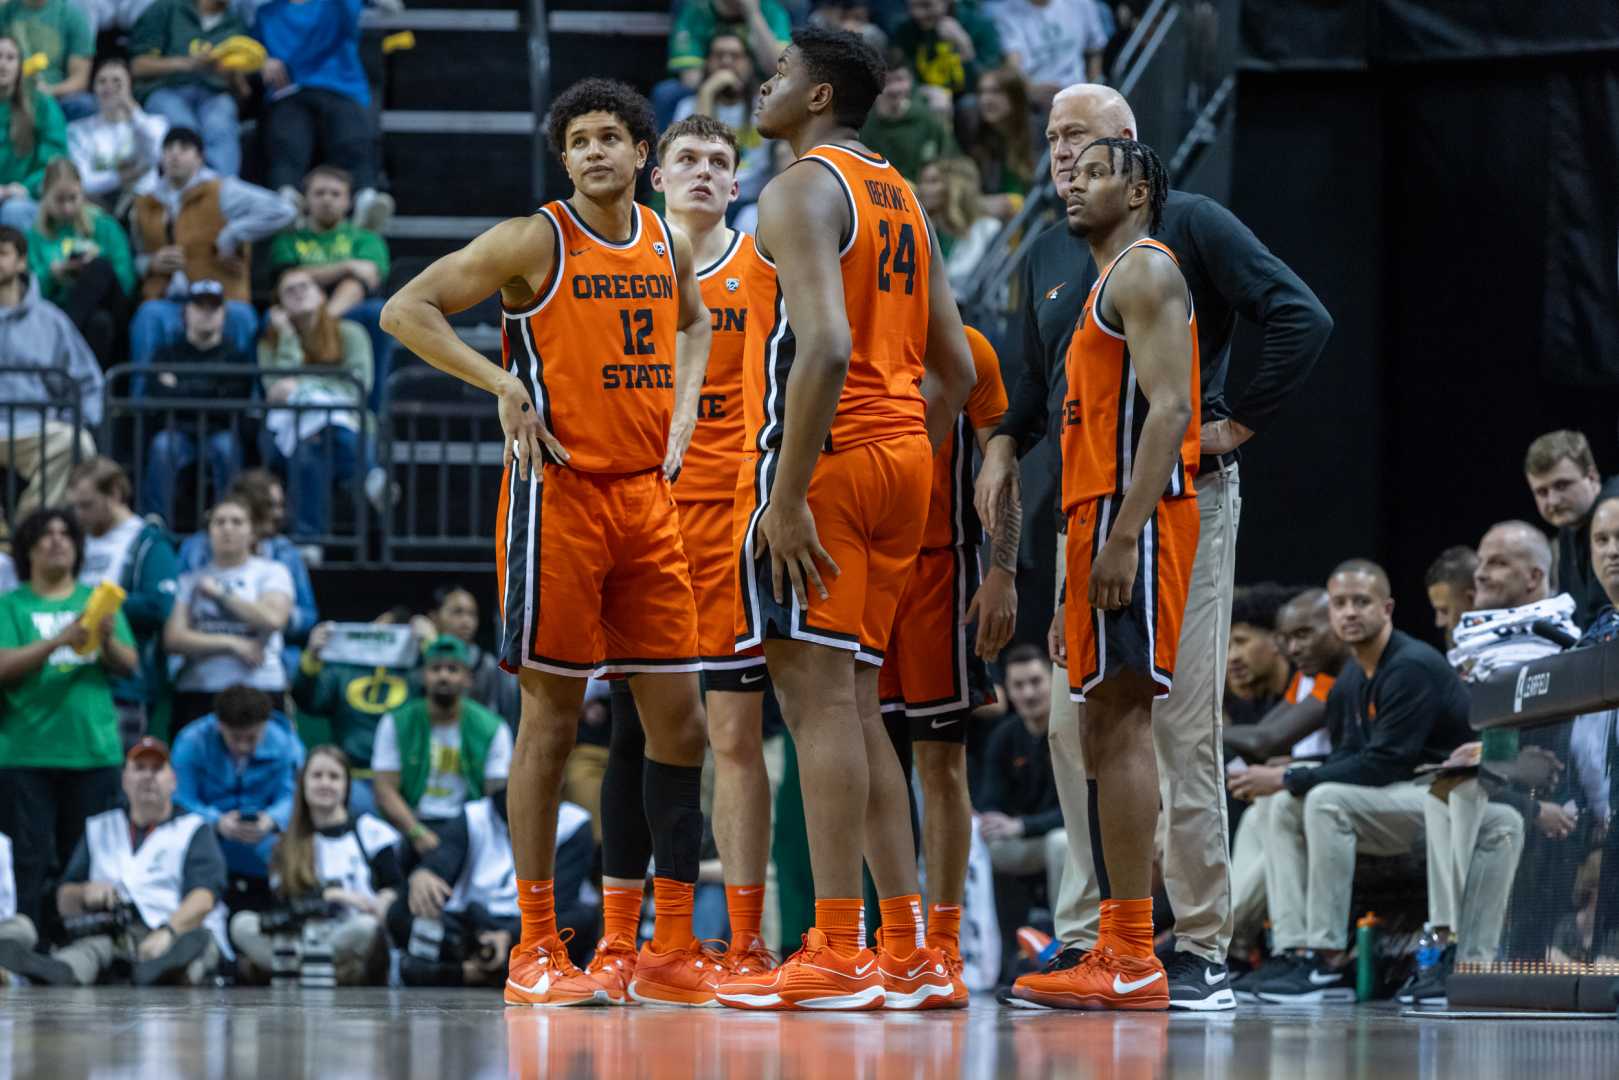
725, 277, 741, 292
653, 241, 667, 256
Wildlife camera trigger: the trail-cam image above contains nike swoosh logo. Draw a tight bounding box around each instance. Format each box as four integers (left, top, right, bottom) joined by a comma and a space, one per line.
1112, 972, 1163, 994
508, 971, 551, 995
930, 718, 959, 729
567, 248, 589, 257
740, 672, 765, 685
904, 961, 932, 979
1308, 971, 1342, 986
1204, 967, 1225, 987
853, 960, 875, 976
735, 887, 761, 895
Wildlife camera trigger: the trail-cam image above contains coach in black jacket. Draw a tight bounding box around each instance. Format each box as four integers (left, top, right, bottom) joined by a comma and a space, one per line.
972, 82, 1332, 1010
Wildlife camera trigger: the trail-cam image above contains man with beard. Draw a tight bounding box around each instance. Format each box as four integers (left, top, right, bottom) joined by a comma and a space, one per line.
1524, 430, 1619, 627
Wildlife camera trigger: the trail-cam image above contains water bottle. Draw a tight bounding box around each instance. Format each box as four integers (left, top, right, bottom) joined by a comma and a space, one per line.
1355, 913, 1379, 1002
1414, 923, 1442, 976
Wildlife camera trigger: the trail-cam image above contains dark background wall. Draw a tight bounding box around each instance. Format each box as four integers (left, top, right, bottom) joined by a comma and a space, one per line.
1222, 3, 1619, 639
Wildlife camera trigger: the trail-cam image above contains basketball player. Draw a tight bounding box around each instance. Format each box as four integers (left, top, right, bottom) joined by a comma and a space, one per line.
714, 26, 977, 1011
381, 79, 721, 1008
581, 114, 778, 1003
878, 323, 1013, 997
1011, 137, 1200, 1010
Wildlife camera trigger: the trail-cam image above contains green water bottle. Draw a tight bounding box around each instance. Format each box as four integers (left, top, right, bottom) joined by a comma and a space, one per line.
1355, 913, 1379, 1002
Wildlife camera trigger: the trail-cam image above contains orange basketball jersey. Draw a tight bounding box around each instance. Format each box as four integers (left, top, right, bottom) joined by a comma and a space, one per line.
919, 325, 1007, 551
502, 200, 681, 475
743, 144, 932, 456
678, 230, 757, 502
1061, 237, 1201, 514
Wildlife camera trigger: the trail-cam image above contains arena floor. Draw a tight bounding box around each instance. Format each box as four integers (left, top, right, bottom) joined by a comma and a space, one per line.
4, 989, 1618, 1079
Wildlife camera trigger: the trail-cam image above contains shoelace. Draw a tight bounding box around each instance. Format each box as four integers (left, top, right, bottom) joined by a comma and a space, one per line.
586, 934, 636, 974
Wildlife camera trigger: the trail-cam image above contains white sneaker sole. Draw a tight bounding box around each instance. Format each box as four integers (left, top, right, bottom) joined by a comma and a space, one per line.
1255, 988, 1355, 1004
883, 982, 955, 1010
796, 984, 887, 1010
716, 990, 789, 1009
1169, 988, 1237, 1011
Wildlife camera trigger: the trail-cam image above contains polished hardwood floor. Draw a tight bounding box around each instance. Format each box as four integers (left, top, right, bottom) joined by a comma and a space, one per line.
2, 989, 1617, 1079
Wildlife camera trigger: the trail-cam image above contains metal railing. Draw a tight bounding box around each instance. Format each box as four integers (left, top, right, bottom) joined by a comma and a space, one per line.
101, 364, 370, 563
0, 367, 87, 532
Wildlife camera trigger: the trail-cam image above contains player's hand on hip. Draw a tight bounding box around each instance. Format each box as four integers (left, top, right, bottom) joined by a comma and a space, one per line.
759, 497, 839, 608
1047, 602, 1067, 668
1088, 536, 1138, 610
973, 437, 1015, 538
498, 376, 567, 480
662, 415, 696, 483
967, 566, 1017, 661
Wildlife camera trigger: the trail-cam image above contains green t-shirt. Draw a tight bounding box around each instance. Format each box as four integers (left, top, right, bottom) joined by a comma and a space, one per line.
268, 221, 391, 282
0, 583, 133, 769
859, 98, 958, 182
28, 205, 138, 305
129, 0, 248, 97
891, 14, 1004, 96
667, 0, 790, 76
0, 0, 93, 88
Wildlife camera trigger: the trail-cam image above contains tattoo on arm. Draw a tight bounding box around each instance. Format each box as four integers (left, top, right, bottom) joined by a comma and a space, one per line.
991, 479, 1021, 573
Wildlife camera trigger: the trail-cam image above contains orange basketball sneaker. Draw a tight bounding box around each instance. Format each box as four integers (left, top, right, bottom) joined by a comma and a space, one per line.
505, 936, 605, 1007
876, 944, 959, 1010
1010, 944, 1169, 1011
627, 941, 724, 1007
941, 950, 970, 1007
716, 928, 885, 1011
583, 933, 639, 1005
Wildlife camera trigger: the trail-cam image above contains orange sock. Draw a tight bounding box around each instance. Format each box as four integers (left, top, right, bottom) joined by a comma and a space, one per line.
925, 903, 962, 955
1100, 897, 1155, 959
516, 878, 556, 947
650, 877, 694, 952
878, 894, 924, 959
725, 884, 764, 949
602, 884, 642, 943
815, 898, 866, 956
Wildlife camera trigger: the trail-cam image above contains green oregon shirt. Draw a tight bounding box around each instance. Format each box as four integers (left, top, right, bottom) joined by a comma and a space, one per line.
0, 0, 93, 88
0, 583, 134, 769
268, 221, 391, 282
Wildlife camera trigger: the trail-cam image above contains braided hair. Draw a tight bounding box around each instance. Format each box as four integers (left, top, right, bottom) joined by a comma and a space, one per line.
1078, 137, 1168, 234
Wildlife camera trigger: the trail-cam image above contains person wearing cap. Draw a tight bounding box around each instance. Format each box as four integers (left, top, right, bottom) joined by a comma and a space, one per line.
171, 684, 304, 912
137, 277, 255, 522
0, 735, 229, 987
127, 124, 294, 388
371, 635, 512, 861
0, 506, 135, 930
129, 0, 252, 177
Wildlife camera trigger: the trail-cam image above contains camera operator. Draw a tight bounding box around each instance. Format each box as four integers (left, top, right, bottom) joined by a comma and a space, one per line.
230, 746, 400, 985
0, 737, 226, 986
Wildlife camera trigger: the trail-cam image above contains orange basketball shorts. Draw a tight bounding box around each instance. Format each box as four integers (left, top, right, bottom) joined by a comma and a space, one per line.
496, 462, 699, 678
878, 546, 997, 742
734, 433, 931, 664
676, 495, 765, 691
1064, 494, 1199, 702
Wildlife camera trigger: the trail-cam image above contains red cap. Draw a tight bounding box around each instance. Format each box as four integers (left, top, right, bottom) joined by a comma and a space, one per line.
125, 736, 170, 766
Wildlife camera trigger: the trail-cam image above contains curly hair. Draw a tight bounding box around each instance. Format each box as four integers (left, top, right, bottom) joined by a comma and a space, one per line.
657, 113, 740, 170
12, 506, 84, 583
1230, 582, 1304, 633
791, 24, 886, 129
545, 78, 656, 160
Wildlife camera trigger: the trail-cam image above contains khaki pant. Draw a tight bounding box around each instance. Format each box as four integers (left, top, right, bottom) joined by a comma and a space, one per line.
0, 422, 96, 537
1425, 778, 1525, 963
1229, 793, 1277, 952
1263, 779, 1430, 951
562, 743, 610, 842
1049, 463, 1240, 963
56, 924, 219, 986
983, 831, 1067, 913
230, 910, 388, 984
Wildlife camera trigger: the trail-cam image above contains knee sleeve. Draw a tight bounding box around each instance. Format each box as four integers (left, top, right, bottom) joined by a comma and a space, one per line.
600, 683, 653, 879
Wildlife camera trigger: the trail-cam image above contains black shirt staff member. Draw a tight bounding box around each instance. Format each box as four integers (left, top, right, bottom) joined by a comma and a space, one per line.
972, 83, 1332, 1012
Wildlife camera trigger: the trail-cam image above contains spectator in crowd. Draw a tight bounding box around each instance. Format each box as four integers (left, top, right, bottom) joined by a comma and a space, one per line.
659, 0, 790, 129
975, 645, 1062, 980
179, 468, 319, 660
68, 57, 167, 211
82, 0, 164, 35
0, 0, 94, 120
1425, 544, 1477, 651
0, 225, 101, 525
0, 34, 67, 234
389, 789, 596, 985
890, 0, 1001, 116
130, 0, 250, 177
138, 279, 253, 522
915, 156, 999, 294
230, 745, 400, 984
859, 62, 955, 181
1575, 495, 1619, 954
1448, 521, 1576, 684
291, 619, 418, 818
0, 506, 135, 928
27, 158, 134, 367
253, 0, 392, 232
991, 0, 1107, 107
372, 635, 512, 862
164, 494, 293, 733
171, 684, 302, 912
68, 455, 180, 737
1227, 559, 1473, 1002
425, 585, 518, 728
670, 34, 774, 212
1525, 430, 1619, 627
0, 828, 37, 981
267, 165, 389, 322
962, 65, 1032, 220
128, 126, 293, 370
1223, 583, 1295, 727
0, 736, 228, 986
258, 264, 375, 545
806, 2, 887, 55
0, 549, 14, 591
